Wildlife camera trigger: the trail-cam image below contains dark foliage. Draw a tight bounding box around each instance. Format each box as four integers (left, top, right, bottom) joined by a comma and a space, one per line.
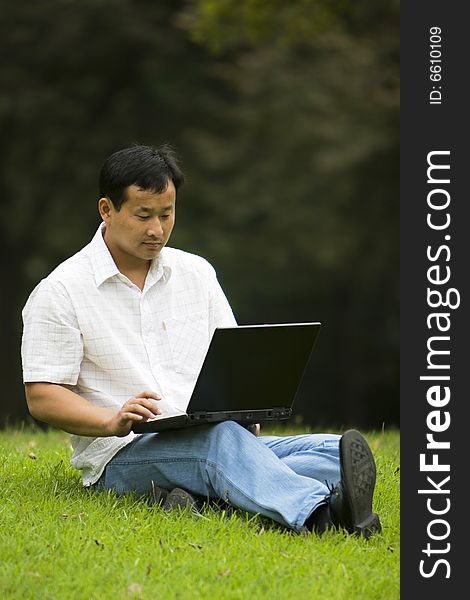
0, 0, 399, 428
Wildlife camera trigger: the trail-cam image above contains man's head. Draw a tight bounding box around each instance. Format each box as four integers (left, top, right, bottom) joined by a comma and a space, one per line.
99, 144, 184, 210
98, 144, 184, 269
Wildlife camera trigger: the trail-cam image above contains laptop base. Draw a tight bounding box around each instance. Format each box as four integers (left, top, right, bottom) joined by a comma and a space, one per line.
132, 408, 292, 434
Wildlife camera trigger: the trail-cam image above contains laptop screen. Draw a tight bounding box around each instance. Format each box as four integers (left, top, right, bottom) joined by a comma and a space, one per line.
187, 323, 321, 413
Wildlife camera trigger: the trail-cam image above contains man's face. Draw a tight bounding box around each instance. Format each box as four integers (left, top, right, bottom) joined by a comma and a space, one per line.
99, 182, 176, 267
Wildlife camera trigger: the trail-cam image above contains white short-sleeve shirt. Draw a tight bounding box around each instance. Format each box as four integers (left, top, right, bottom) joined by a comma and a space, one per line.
21, 224, 237, 485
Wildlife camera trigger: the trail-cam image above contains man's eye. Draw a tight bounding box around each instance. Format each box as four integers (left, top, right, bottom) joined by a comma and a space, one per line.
137, 215, 150, 220
161, 214, 170, 220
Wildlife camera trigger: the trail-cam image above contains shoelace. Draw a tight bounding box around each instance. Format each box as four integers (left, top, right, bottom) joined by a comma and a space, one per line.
325, 480, 339, 496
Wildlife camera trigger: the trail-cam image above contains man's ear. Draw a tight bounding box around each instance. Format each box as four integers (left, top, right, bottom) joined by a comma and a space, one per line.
98, 197, 113, 222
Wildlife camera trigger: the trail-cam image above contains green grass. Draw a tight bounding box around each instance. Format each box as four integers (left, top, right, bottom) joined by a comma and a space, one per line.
0, 427, 399, 600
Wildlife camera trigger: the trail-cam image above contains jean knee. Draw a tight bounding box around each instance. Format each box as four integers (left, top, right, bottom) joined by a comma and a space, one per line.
211, 420, 248, 439
207, 421, 254, 454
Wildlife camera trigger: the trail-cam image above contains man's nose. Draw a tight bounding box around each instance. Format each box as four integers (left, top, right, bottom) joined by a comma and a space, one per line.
146, 217, 164, 237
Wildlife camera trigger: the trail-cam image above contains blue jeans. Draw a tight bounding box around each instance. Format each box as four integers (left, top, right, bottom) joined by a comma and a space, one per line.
95, 421, 341, 531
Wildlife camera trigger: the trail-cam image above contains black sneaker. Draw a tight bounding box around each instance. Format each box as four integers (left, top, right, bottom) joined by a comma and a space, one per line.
162, 487, 198, 511
328, 429, 382, 539
147, 482, 169, 506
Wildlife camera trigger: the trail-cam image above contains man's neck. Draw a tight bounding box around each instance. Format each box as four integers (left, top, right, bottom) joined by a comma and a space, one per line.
103, 234, 151, 291
114, 255, 151, 291
120, 264, 150, 291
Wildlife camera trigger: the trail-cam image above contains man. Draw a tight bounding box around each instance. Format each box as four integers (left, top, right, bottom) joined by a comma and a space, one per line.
22, 144, 381, 536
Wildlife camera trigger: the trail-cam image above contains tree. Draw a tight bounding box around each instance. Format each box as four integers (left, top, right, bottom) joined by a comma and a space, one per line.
0, 0, 399, 428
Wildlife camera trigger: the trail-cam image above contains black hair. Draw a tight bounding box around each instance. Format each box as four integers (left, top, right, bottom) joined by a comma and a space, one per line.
99, 144, 185, 210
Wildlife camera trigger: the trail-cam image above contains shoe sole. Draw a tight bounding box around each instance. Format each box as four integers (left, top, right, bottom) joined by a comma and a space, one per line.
339, 430, 382, 538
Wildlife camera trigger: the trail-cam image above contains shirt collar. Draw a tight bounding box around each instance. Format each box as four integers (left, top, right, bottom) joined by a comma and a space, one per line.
144, 251, 172, 290
88, 223, 172, 288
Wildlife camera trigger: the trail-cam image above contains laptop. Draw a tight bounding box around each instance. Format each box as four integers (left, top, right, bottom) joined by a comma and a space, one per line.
132, 322, 321, 433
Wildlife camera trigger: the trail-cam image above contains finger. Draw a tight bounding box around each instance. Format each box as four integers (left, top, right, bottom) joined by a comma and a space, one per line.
124, 402, 161, 420
135, 390, 161, 400
120, 412, 147, 422
129, 397, 162, 414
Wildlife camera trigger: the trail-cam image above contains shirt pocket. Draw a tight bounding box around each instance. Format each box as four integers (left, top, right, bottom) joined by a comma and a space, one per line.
164, 313, 210, 375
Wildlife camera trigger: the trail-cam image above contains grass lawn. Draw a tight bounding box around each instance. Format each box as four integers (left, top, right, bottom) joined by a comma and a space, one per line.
0, 426, 399, 600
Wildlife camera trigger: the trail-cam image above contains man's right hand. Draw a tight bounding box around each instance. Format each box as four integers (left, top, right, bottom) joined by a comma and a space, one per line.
25, 382, 163, 438
108, 391, 162, 437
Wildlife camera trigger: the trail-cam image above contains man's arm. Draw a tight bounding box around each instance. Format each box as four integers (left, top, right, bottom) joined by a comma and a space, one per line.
25, 383, 161, 437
